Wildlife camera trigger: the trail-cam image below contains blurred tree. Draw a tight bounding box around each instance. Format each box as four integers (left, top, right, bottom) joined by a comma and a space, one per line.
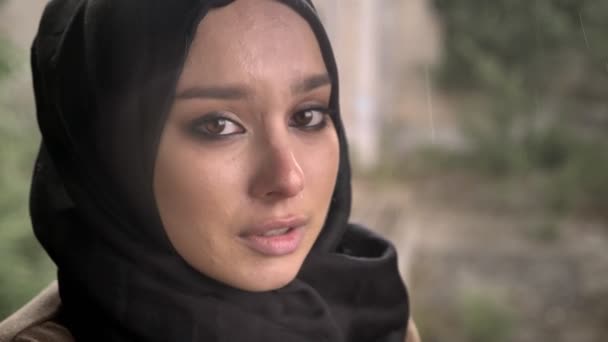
430, 0, 608, 215
0, 41, 9, 78
433, 0, 608, 102
0, 21, 54, 318
0, 0, 8, 76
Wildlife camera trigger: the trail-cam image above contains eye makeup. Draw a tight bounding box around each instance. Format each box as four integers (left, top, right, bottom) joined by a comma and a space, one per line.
185, 112, 246, 140
182, 104, 335, 142
289, 106, 334, 132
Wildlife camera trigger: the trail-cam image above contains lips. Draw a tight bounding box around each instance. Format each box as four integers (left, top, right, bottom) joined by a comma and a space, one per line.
259, 227, 291, 237
239, 215, 309, 256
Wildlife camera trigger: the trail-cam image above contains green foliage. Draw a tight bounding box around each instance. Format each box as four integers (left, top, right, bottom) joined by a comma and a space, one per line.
545, 138, 608, 217
426, 0, 608, 220
0, 0, 12, 77
412, 289, 516, 342
0, 35, 54, 319
433, 0, 608, 98
0, 37, 14, 79
460, 293, 514, 342
0, 114, 53, 320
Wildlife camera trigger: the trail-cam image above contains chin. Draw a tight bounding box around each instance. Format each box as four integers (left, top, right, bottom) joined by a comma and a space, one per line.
230, 254, 306, 292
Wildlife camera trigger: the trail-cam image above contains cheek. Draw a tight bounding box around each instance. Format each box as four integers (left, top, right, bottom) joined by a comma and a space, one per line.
153, 131, 253, 287
157, 151, 218, 220
296, 129, 340, 226
153, 132, 244, 248
305, 140, 339, 198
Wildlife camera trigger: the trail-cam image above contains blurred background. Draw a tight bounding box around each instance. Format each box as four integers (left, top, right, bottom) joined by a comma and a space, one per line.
1, 1, 607, 341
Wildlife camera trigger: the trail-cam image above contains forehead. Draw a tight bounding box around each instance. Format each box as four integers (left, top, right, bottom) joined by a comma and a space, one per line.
178, 0, 326, 86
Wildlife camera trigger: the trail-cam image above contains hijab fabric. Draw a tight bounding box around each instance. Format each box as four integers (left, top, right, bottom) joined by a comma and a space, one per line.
29, 0, 409, 341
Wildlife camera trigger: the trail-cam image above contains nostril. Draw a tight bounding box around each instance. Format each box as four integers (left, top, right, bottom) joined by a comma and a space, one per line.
262, 170, 304, 199
251, 145, 304, 200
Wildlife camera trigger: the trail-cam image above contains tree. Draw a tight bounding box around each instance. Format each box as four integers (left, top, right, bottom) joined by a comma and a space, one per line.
430, 0, 608, 215
433, 0, 608, 102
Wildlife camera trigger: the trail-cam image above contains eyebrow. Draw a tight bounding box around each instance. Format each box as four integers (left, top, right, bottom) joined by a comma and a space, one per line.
175, 73, 331, 100
291, 73, 331, 94
175, 85, 248, 100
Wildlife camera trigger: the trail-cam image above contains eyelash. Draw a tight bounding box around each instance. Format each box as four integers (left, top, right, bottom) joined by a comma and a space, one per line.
289, 106, 333, 131
187, 107, 333, 140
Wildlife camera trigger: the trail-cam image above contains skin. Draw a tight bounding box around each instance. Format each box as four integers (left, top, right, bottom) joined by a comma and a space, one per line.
407, 318, 421, 342
153, 0, 339, 292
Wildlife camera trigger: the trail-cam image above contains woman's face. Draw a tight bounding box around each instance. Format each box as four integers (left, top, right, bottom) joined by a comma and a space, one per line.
153, 0, 339, 292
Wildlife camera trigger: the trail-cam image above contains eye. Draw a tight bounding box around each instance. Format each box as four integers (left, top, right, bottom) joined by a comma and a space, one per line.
189, 114, 245, 138
290, 107, 331, 131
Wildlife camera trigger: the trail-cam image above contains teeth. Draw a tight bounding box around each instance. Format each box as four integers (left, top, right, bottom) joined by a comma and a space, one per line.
262, 227, 291, 237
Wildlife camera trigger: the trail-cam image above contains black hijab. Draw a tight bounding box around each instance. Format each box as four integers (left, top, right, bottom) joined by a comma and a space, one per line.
29, 0, 409, 341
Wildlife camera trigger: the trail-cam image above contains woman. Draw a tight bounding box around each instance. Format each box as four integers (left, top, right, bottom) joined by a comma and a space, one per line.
0, 0, 420, 341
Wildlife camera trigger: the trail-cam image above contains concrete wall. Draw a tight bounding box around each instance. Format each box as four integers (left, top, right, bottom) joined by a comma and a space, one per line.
314, 0, 450, 167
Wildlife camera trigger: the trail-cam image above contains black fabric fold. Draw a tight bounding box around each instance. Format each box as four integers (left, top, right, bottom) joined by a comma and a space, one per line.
29, 1, 409, 341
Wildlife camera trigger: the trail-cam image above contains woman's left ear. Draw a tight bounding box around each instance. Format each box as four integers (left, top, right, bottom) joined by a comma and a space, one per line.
406, 317, 421, 342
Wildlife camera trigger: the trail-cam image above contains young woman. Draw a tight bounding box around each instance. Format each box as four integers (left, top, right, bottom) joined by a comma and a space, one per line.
0, 0, 420, 341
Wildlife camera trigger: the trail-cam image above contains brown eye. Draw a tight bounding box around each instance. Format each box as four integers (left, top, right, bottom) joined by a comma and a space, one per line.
204, 118, 227, 135
292, 111, 314, 126
189, 114, 245, 138
290, 108, 330, 130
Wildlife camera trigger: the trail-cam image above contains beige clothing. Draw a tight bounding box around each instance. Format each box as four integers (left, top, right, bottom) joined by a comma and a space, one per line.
0, 282, 73, 342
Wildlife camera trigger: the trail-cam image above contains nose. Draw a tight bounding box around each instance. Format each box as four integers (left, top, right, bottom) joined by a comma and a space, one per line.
249, 136, 304, 201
